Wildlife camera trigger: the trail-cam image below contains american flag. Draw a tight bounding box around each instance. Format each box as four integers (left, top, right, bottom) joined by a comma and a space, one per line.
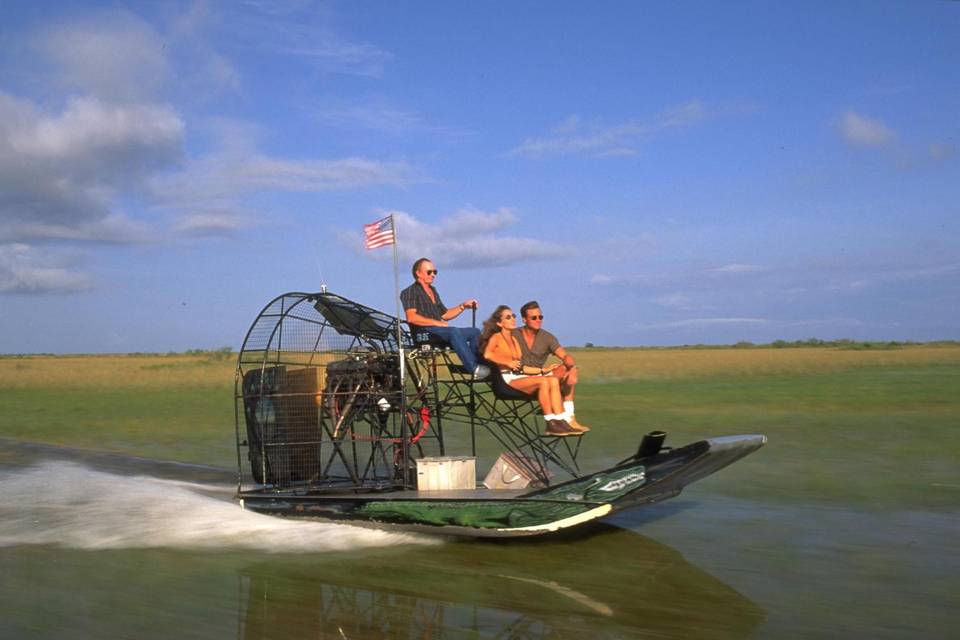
363, 215, 395, 250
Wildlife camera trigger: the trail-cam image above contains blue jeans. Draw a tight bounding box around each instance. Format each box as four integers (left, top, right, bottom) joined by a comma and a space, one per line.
423, 326, 481, 372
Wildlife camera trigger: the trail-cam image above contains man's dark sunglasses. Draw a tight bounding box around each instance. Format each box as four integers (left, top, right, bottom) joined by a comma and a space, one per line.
426, 269, 438, 275
527, 315, 544, 320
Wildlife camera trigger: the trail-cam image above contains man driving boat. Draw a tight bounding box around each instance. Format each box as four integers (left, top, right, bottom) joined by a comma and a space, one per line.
400, 257, 490, 379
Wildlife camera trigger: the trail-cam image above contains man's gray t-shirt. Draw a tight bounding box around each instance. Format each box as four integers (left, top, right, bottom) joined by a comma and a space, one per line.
512, 328, 561, 367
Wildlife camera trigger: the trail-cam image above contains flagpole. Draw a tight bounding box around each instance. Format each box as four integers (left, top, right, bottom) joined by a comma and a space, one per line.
392, 215, 405, 385
390, 214, 410, 487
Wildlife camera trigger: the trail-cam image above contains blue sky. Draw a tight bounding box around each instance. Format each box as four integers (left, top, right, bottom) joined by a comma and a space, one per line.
0, 0, 957, 353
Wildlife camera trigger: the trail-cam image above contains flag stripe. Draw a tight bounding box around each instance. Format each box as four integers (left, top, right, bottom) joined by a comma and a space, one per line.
364, 216, 395, 249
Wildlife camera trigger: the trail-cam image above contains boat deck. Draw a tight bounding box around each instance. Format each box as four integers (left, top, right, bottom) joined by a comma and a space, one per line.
240, 486, 532, 501
364, 487, 530, 500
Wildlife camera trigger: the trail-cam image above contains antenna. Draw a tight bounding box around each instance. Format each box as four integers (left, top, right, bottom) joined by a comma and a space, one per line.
316, 259, 328, 294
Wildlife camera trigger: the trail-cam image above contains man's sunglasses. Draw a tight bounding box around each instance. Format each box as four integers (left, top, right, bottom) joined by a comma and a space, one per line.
526, 315, 544, 321
425, 269, 438, 275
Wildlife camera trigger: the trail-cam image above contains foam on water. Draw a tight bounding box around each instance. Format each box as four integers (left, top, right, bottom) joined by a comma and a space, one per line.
0, 462, 439, 552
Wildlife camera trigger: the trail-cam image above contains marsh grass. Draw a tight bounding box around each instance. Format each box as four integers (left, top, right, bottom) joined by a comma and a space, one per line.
1, 346, 958, 509
569, 345, 960, 381
0, 355, 236, 390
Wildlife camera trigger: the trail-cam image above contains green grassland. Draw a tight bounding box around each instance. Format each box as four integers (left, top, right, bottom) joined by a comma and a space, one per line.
1, 347, 958, 510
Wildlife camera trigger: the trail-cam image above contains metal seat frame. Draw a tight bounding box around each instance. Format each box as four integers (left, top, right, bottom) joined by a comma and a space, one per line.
404, 344, 583, 486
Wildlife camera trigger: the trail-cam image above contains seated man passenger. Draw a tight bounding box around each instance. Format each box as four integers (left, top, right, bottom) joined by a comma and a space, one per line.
513, 300, 590, 432
400, 257, 490, 379
480, 305, 577, 437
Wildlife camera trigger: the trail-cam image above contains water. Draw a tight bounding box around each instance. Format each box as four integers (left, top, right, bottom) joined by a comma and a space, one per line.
0, 442, 957, 639
0, 462, 428, 552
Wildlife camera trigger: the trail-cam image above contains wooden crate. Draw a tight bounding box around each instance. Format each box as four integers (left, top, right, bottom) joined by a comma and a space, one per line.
416, 456, 477, 491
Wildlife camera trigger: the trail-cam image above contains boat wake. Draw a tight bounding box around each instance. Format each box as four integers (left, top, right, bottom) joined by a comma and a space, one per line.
0, 461, 438, 552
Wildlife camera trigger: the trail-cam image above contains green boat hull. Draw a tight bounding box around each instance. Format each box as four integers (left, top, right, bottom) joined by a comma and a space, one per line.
238, 434, 765, 538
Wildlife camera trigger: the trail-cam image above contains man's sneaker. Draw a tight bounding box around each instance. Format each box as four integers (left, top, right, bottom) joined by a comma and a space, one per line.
568, 416, 591, 432
544, 420, 578, 437
472, 364, 491, 380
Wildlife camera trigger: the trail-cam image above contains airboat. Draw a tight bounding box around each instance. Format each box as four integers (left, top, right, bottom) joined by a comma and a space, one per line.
234, 290, 765, 538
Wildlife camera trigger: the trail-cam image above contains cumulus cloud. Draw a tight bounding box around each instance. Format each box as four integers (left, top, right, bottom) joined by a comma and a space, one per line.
838, 110, 895, 148
346, 208, 568, 268
0, 9, 188, 249
0, 3, 429, 301
1, 7, 423, 250
0, 244, 91, 293
0, 92, 183, 244
509, 100, 706, 157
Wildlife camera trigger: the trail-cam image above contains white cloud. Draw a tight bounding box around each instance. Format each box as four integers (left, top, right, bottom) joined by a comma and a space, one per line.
706, 263, 765, 275
0, 244, 91, 293
6, 95, 183, 175
153, 151, 424, 214
838, 110, 895, 148
217, 3, 392, 78
0, 4, 426, 299
346, 208, 568, 268
144, 116, 426, 237
0, 92, 182, 244
509, 100, 706, 157
171, 211, 252, 237
280, 40, 393, 77
33, 11, 171, 102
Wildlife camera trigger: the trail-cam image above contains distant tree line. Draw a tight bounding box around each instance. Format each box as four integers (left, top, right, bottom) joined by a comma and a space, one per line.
575, 339, 960, 351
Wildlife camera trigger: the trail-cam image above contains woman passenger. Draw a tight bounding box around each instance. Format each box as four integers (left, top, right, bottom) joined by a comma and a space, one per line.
479, 305, 578, 437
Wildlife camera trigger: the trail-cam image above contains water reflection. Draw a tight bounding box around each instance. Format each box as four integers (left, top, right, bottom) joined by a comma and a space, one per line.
0, 526, 763, 639
237, 525, 764, 639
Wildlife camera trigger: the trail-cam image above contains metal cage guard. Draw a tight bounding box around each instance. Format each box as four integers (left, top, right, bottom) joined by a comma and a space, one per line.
235, 291, 582, 495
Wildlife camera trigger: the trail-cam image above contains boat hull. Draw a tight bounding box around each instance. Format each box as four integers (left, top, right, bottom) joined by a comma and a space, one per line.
238, 434, 766, 538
